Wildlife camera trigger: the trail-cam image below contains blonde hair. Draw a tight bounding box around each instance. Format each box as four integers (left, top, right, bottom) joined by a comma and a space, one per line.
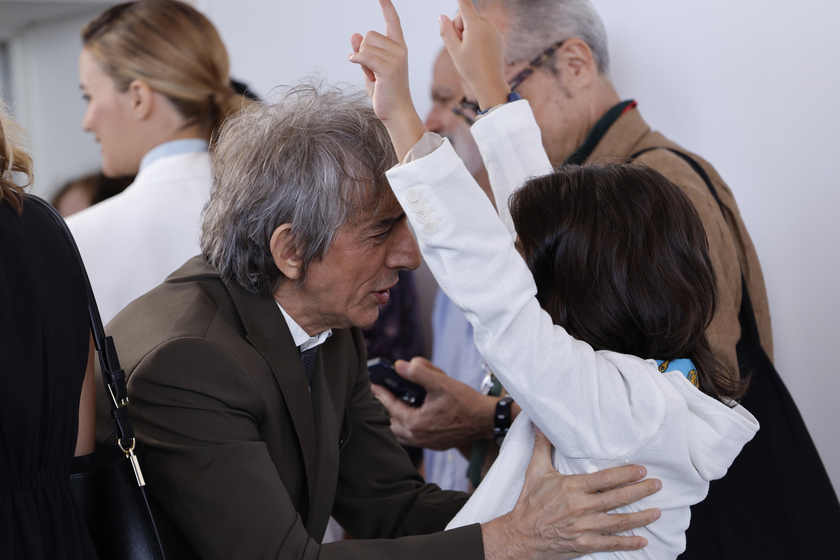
0, 102, 33, 214
82, 0, 248, 136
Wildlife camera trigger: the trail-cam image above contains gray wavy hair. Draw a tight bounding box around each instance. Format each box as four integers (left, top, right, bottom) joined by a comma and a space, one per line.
201, 83, 396, 296
475, 0, 610, 75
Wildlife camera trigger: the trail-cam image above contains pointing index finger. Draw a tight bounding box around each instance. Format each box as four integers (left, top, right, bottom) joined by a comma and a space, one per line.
379, 0, 405, 43
455, 0, 481, 26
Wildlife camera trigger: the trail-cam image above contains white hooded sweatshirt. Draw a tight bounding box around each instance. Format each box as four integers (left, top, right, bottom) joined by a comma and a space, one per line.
385, 100, 759, 559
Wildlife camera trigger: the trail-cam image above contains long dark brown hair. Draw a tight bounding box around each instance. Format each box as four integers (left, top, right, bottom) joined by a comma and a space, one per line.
510, 163, 746, 403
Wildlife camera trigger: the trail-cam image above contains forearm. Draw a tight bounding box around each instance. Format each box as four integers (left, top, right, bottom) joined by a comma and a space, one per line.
427, 391, 499, 447
475, 394, 522, 442
459, 391, 498, 442
470, 101, 553, 238
386, 113, 428, 164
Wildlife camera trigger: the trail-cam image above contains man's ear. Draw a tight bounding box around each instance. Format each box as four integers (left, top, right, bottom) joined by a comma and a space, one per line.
270, 223, 303, 281
557, 38, 597, 89
127, 79, 155, 120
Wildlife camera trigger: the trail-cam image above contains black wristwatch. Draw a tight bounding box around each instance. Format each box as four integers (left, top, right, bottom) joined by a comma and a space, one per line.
493, 396, 514, 446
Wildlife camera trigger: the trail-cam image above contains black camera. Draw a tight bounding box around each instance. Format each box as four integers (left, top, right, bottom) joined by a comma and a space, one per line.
367, 357, 426, 407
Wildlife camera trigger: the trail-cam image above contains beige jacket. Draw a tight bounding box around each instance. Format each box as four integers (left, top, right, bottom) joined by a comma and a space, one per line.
588, 108, 773, 378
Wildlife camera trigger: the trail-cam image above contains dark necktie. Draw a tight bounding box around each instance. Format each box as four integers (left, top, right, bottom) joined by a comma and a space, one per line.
300, 346, 318, 385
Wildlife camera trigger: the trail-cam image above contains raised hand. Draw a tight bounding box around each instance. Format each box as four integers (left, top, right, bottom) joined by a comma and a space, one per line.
349, 0, 426, 160
481, 426, 662, 560
439, 0, 510, 111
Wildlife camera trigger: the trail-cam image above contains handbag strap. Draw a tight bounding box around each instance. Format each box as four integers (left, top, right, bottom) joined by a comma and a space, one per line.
630, 146, 726, 216
629, 147, 763, 355
25, 194, 135, 445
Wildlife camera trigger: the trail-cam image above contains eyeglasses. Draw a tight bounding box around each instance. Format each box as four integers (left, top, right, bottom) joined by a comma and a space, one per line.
451, 40, 566, 126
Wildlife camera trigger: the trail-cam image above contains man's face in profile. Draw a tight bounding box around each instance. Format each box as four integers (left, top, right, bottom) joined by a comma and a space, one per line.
291, 189, 421, 333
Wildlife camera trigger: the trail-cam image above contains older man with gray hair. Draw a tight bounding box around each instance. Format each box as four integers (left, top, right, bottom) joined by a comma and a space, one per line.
96, 84, 661, 560
478, 0, 770, 377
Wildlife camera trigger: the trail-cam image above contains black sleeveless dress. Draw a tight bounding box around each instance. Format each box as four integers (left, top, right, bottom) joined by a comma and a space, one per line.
0, 196, 97, 558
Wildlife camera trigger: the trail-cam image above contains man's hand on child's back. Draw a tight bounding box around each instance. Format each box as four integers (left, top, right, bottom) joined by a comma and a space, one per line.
482, 426, 662, 560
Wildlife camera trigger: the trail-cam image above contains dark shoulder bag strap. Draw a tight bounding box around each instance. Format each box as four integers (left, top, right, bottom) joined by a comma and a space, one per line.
630, 146, 753, 338
28, 194, 169, 560
631, 146, 725, 215
25, 195, 136, 449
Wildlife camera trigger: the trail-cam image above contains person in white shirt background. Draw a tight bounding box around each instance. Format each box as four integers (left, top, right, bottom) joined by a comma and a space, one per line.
68, 0, 251, 324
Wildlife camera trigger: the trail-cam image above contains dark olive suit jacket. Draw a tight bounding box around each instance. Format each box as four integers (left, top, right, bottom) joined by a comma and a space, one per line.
95, 256, 479, 559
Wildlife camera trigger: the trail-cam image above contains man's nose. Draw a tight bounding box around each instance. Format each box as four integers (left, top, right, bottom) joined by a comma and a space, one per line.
388, 220, 422, 271
424, 106, 444, 134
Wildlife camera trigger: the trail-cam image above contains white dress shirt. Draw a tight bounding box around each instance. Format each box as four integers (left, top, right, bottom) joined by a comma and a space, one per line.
276, 302, 332, 352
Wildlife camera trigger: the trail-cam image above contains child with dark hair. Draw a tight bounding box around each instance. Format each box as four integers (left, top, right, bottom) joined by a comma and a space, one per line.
350, 1, 759, 558
511, 164, 738, 404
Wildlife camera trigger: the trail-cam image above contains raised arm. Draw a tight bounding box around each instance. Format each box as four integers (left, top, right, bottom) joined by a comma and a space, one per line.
441, 0, 553, 236
348, 0, 426, 161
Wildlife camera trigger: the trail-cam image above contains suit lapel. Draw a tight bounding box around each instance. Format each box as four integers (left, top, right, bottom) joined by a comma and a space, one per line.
223, 278, 319, 503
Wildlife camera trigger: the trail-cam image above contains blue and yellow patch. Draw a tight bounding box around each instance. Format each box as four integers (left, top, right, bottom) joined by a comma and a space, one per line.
656, 359, 700, 388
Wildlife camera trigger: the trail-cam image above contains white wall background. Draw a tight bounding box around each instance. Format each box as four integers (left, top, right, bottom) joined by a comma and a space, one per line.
192, 0, 452, 132
2, 0, 838, 499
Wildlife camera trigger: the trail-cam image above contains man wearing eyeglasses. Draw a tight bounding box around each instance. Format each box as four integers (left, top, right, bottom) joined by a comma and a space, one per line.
464, 0, 772, 376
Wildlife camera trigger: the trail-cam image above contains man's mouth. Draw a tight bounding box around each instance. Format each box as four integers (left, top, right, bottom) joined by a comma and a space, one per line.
373, 277, 399, 305
373, 288, 391, 305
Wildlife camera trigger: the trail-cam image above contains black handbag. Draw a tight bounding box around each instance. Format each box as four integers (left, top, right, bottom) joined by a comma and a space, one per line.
28, 194, 166, 560
631, 148, 840, 558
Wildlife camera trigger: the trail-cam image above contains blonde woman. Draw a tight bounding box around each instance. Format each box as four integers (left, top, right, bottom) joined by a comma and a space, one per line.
68, 0, 250, 324
0, 104, 96, 558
